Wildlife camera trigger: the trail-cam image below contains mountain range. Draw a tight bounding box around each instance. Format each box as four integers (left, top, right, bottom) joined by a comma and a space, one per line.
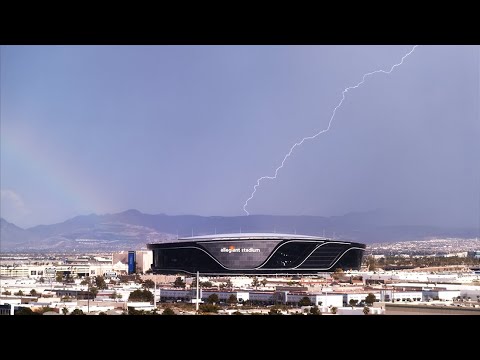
0, 209, 477, 252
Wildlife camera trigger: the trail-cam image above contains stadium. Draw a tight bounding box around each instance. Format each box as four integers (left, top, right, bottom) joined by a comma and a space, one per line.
147, 233, 365, 275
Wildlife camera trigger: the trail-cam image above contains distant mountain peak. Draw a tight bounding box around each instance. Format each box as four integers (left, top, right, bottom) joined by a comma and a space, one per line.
1, 217, 25, 230
1, 211, 476, 252
119, 209, 143, 215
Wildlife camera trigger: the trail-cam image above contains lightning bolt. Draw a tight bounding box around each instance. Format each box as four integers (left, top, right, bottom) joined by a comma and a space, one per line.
243, 45, 419, 215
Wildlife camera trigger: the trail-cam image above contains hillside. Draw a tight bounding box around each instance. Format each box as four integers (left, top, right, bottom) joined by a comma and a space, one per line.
0, 209, 477, 252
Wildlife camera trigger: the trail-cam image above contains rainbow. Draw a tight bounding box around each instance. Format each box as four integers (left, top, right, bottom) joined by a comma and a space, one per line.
2, 125, 104, 216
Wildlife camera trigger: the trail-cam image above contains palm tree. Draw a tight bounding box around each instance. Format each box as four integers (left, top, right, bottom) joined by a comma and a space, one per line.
251, 277, 260, 289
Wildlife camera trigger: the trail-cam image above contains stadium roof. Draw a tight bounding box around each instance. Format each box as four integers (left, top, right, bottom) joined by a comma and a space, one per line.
178, 233, 329, 242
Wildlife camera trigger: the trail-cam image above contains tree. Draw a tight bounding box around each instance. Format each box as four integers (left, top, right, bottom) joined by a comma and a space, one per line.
71, 309, 85, 315
365, 293, 377, 306
15, 307, 38, 315
142, 279, 155, 289
330, 307, 338, 314
173, 277, 186, 288
332, 268, 344, 281
367, 256, 376, 271
62, 307, 69, 315
199, 303, 219, 313
56, 272, 63, 282
31, 289, 40, 297
227, 294, 237, 306
162, 307, 175, 315
225, 279, 233, 288
39, 277, 45, 283
298, 296, 312, 307
200, 281, 213, 288
89, 286, 99, 298
261, 278, 268, 287
2, 290, 11, 295
268, 306, 282, 315
363, 306, 370, 315
207, 293, 219, 304
128, 289, 154, 302
14, 290, 24, 296
251, 276, 260, 289
128, 308, 147, 315
80, 278, 91, 286
349, 299, 359, 308
98, 312, 107, 315
95, 276, 108, 290
309, 305, 321, 315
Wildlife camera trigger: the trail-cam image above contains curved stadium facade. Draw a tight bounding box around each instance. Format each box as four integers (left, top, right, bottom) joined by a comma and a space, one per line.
147, 233, 365, 275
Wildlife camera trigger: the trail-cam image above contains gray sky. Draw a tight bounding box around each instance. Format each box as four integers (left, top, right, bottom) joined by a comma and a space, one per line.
1, 45, 478, 228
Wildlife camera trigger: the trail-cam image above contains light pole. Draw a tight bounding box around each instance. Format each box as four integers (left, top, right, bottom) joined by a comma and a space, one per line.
86, 276, 93, 314
324, 288, 328, 310
196, 271, 200, 314
153, 281, 157, 307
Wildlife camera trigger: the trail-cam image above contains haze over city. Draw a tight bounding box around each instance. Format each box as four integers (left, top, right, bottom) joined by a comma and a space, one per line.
1, 45, 479, 229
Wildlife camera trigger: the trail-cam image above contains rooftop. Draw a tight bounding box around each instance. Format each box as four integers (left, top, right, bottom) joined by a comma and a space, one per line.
179, 233, 328, 242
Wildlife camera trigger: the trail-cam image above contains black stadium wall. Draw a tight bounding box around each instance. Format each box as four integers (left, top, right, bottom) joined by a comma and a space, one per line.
147, 233, 365, 275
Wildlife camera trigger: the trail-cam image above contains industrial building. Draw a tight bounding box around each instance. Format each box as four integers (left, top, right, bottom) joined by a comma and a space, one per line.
157, 288, 344, 307
0, 263, 116, 279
